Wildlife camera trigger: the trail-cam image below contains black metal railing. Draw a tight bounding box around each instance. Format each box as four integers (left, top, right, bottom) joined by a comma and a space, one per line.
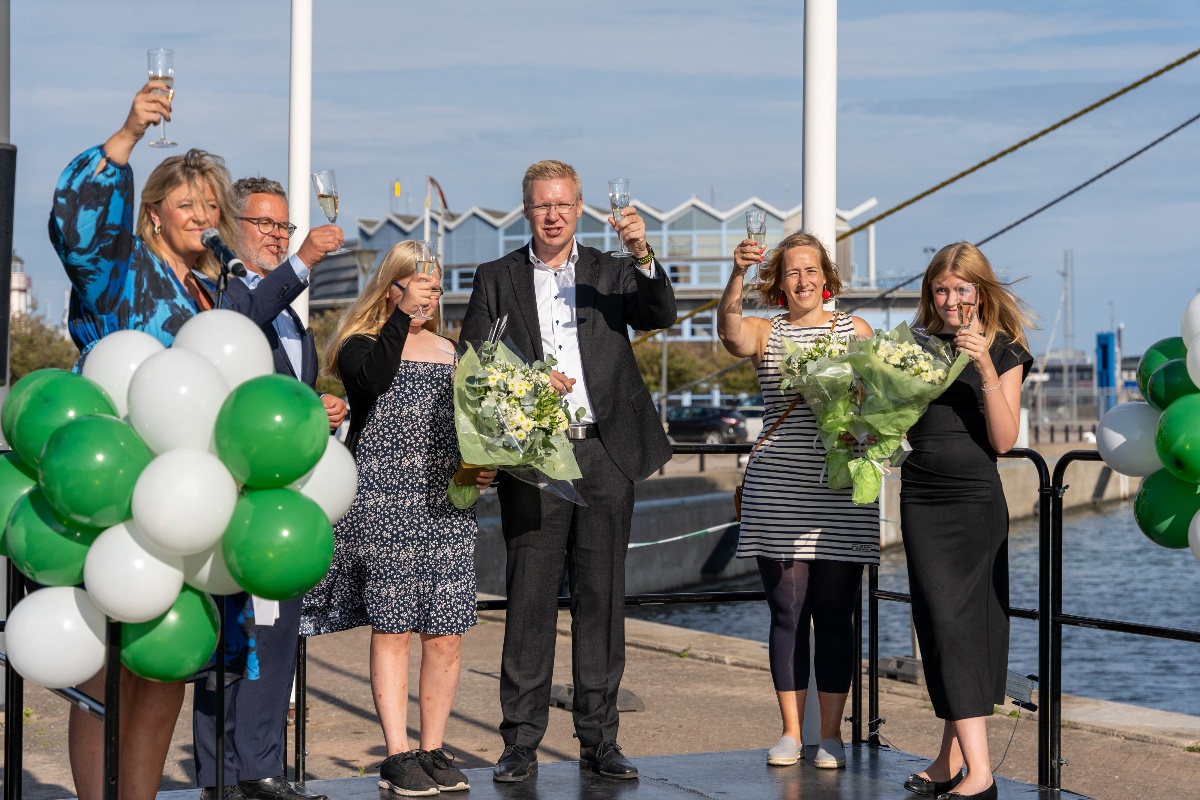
6, 444, 1197, 798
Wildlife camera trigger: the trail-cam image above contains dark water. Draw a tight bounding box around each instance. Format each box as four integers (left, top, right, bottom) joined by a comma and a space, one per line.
628, 502, 1200, 717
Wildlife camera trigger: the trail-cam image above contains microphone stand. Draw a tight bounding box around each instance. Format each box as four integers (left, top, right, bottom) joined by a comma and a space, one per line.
214, 261, 232, 310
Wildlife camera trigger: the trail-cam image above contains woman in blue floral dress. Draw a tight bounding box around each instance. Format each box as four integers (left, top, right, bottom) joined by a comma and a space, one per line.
303, 241, 495, 795
49, 83, 313, 800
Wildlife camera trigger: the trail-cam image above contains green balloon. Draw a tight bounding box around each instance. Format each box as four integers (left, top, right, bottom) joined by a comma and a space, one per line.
6, 489, 103, 585
214, 375, 327, 488
2, 369, 60, 447
121, 586, 219, 682
1146, 359, 1199, 411
1154, 394, 1200, 484
222, 489, 333, 601
9, 371, 116, 468
39, 415, 152, 529
1137, 337, 1189, 397
0, 452, 39, 558
1133, 468, 1200, 548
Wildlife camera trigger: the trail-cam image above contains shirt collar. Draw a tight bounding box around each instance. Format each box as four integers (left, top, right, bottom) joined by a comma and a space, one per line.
529, 238, 578, 274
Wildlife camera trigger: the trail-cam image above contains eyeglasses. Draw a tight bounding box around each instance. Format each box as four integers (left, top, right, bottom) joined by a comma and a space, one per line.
527, 199, 578, 217
934, 284, 978, 302
238, 216, 297, 237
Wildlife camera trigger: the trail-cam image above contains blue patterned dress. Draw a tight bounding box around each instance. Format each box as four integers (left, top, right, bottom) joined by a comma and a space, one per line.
49, 146, 203, 357
301, 356, 479, 637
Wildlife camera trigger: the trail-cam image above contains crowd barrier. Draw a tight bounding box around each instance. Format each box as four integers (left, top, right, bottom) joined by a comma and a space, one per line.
3, 446, 1196, 797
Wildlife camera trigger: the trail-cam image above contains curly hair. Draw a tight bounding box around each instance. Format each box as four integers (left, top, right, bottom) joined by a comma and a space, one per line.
232, 176, 286, 212
754, 232, 843, 307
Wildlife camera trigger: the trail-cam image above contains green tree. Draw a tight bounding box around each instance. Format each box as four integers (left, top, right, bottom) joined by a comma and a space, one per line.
309, 309, 345, 397
9, 311, 78, 381
632, 340, 760, 400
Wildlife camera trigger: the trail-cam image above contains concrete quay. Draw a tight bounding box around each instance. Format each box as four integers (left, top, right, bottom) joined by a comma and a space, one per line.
6, 610, 1200, 800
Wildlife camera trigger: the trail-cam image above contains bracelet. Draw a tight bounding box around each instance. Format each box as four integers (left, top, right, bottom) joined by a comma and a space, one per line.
982, 381, 1002, 393
632, 244, 655, 266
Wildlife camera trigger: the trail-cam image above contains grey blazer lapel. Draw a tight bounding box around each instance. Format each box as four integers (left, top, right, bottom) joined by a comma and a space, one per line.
506, 247, 544, 361
573, 246, 598, 346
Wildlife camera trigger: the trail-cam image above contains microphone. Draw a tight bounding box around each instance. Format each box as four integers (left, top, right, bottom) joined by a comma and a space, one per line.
200, 228, 247, 277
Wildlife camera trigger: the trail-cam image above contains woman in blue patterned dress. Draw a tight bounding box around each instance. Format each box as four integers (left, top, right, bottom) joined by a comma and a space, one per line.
718, 232, 878, 771
302, 241, 496, 795
49, 83, 312, 800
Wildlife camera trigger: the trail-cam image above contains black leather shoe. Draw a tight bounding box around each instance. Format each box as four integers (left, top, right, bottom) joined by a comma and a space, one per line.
200, 787, 244, 800
579, 741, 638, 780
936, 781, 997, 800
905, 769, 966, 796
493, 744, 538, 783
237, 777, 327, 800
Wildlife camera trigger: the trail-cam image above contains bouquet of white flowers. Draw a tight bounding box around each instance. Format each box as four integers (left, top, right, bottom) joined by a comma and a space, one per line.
447, 338, 583, 509
835, 322, 968, 503
778, 328, 854, 394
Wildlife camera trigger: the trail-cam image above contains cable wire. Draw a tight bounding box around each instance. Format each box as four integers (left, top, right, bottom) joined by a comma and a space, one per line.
975, 109, 1200, 246
837, 46, 1200, 242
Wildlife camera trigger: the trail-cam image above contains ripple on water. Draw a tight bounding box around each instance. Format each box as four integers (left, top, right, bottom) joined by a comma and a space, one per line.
627, 501, 1200, 716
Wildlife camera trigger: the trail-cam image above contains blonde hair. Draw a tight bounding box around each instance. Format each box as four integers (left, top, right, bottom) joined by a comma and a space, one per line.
522, 160, 582, 206
136, 148, 238, 280
754, 232, 843, 307
323, 240, 442, 379
915, 242, 1034, 350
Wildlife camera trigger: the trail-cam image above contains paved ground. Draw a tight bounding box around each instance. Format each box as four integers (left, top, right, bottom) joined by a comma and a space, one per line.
5, 609, 1200, 800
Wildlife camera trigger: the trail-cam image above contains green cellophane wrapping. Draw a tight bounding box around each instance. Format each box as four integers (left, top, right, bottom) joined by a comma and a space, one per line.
837, 322, 969, 503
448, 341, 582, 509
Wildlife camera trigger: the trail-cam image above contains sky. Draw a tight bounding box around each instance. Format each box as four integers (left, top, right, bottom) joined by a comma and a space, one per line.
10, 0, 1200, 357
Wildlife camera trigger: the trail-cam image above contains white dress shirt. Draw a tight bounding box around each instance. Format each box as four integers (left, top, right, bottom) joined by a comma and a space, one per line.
529, 239, 656, 425
239, 253, 310, 378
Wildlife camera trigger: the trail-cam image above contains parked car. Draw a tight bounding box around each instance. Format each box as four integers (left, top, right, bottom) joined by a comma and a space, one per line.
666, 406, 749, 444
735, 394, 765, 442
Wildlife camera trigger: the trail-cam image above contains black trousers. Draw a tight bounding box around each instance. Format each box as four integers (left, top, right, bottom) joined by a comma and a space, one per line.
497, 437, 634, 749
193, 596, 301, 786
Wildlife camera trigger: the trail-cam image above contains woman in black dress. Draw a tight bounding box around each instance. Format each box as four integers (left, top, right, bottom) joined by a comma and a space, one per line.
900, 243, 1033, 800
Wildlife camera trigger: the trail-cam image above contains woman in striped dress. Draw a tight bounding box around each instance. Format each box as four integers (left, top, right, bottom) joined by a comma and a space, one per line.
718, 231, 878, 770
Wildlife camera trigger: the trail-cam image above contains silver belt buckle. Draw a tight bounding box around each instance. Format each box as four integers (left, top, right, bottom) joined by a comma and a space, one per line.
568, 423, 590, 441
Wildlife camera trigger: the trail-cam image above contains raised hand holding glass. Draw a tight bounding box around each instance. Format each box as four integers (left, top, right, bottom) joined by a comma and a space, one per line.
311, 170, 350, 254
608, 178, 632, 259
146, 49, 176, 148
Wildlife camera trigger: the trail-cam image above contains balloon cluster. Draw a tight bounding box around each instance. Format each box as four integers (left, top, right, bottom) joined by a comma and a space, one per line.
1096, 296, 1200, 559
1, 311, 356, 689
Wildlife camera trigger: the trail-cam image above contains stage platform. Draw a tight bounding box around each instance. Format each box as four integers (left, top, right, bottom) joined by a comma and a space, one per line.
158, 745, 1088, 800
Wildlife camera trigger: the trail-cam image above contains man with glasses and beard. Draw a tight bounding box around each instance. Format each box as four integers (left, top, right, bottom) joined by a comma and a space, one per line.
460, 160, 676, 783
191, 177, 346, 800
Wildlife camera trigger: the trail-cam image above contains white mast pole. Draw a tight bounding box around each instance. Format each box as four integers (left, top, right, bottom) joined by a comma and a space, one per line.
288, 0, 313, 325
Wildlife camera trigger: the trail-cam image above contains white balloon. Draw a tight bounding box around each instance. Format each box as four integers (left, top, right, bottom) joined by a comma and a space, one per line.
173, 309, 274, 389
127, 348, 230, 454
6, 587, 107, 689
1189, 509, 1200, 566
1183, 294, 1200, 344
182, 541, 243, 595
131, 450, 239, 555
83, 521, 184, 622
81, 330, 165, 418
290, 437, 358, 522
1188, 332, 1200, 389
1096, 401, 1163, 476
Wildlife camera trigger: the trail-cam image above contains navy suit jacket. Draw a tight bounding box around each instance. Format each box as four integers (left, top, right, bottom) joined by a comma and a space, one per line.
219, 264, 319, 389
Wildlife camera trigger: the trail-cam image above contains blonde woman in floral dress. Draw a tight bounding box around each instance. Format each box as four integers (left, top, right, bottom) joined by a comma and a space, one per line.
718, 231, 877, 770
301, 241, 495, 796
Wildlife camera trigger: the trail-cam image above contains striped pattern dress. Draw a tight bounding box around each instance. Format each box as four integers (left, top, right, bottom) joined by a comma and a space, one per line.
735, 314, 880, 563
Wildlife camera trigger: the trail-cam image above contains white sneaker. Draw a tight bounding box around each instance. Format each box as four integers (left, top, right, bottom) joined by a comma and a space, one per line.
813, 738, 846, 769
766, 735, 800, 766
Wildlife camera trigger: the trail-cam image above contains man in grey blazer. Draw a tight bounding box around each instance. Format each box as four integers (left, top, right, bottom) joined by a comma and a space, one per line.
460, 160, 676, 783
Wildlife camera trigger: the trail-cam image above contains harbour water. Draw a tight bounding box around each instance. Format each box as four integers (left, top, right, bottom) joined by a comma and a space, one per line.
629, 501, 1200, 717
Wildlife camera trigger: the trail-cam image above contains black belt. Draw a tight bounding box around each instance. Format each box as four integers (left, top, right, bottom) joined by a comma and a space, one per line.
567, 423, 600, 440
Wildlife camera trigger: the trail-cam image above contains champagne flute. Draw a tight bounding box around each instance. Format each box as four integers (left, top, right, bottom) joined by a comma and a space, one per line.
746, 209, 767, 263
311, 170, 350, 254
146, 48, 176, 148
608, 178, 632, 258
411, 240, 437, 321
956, 283, 979, 330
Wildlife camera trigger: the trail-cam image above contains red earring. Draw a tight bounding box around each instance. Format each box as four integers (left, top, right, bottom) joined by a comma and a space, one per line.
777, 295, 787, 307
821, 289, 832, 301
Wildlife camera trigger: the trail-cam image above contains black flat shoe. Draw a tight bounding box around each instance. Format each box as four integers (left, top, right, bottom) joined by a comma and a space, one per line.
905, 769, 966, 796
237, 777, 327, 800
580, 741, 639, 780
493, 743, 538, 783
936, 780, 997, 800
200, 787, 244, 800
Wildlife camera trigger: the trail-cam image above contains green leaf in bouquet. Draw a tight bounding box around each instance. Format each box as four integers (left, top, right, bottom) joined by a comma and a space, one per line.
864, 432, 901, 463
826, 447, 854, 490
